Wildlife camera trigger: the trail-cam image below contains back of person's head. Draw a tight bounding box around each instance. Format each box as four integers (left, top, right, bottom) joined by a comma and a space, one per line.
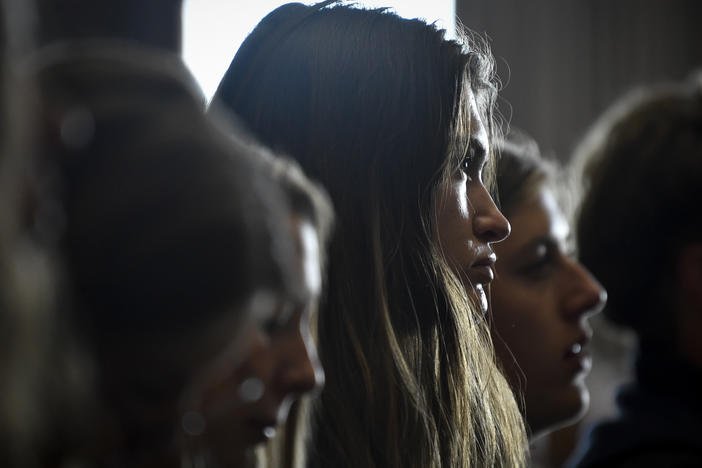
574, 74, 702, 344
212, 3, 526, 467
30, 49, 296, 463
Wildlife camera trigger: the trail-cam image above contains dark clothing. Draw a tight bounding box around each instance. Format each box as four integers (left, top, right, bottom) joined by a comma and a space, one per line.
568, 345, 702, 467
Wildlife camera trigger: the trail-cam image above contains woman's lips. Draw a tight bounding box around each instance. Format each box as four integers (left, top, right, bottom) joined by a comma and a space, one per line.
465, 254, 496, 313
246, 418, 278, 444
468, 251, 497, 284
468, 264, 494, 284
564, 338, 592, 374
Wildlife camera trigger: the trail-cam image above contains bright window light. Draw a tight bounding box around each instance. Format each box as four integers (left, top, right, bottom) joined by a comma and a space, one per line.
182, 1, 455, 101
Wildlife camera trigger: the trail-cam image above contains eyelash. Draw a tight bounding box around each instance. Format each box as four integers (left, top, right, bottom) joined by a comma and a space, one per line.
263, 317, 286, 336
520, 250, 557, 279
461, 145, 476, 172
262, 305, 296, 336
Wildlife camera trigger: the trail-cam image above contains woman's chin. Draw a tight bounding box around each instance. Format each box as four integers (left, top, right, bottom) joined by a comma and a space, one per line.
527, 386, 589, 438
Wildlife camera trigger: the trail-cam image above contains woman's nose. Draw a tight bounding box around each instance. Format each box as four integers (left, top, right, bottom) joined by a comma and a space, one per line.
277, 331, 324, 397
563, 258, 607, 320
472, 184, 511, 244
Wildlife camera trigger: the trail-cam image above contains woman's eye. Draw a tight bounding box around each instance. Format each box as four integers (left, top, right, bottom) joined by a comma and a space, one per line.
461, 145, 476, 172
518, 247, 557, 280
262, 317, 286, 336
262, 304, 296, 336
519, 259, 552, 279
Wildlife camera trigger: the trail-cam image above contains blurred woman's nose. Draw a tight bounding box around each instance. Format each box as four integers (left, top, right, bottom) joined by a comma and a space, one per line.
563, 258, 607, 320
277, 330, 324, 397
472, 185, 511, 244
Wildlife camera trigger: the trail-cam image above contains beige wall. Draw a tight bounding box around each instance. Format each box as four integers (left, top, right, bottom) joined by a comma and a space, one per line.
456, 0, 702, 160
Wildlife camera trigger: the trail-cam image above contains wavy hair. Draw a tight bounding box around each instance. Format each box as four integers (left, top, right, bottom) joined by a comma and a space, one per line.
27, 43, 299, 466
212, 3, 527, 466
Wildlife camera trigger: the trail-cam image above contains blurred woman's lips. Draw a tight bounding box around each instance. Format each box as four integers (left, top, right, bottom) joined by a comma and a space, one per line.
246, 417, 278, 444
564, 335, 592, 374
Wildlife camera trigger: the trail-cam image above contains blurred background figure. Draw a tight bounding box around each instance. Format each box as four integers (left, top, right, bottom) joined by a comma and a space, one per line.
568, 73, 702, 467
490, 132, 606, 448
211, 3, 527, 467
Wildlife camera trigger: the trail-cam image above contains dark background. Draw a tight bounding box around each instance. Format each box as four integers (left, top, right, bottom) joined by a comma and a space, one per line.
457, 0, 702, 161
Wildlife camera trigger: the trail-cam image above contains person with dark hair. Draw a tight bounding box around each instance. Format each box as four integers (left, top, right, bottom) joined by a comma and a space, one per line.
211, 3, 528, 466
568, 74, 702, 467
490, 133, 606, 442
27, 39, 304, 466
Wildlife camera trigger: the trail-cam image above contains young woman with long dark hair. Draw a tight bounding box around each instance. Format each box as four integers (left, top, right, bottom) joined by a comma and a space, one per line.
211, 3, 527, 466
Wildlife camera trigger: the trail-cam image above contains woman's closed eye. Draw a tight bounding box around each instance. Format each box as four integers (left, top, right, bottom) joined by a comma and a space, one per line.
518, 243, 558, 280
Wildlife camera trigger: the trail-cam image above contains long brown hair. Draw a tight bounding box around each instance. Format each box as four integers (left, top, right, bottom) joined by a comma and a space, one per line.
212, 3, 527, 466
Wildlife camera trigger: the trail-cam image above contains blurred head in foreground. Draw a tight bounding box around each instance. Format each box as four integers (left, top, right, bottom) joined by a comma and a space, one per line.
32, 49, 301, 466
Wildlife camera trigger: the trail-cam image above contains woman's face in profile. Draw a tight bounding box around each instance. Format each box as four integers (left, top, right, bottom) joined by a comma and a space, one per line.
434, 88, 511, 313
193, 215, 325, 465
490, 184, 606, 436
